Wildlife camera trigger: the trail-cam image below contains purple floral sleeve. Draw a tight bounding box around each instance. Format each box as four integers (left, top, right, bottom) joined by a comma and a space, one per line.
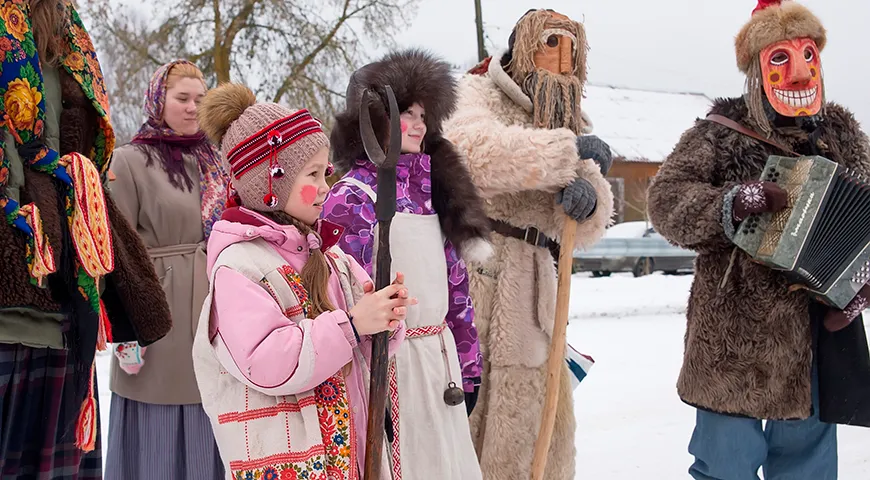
322, 182, 376, 276
445, 239, 483, 392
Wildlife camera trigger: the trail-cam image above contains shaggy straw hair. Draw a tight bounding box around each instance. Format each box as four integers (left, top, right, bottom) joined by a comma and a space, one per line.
506, 10, 589, 134
197, 83, 257, 145
745, 58, 773, 135
522, 70, 584, 133
506, 10, 588, 86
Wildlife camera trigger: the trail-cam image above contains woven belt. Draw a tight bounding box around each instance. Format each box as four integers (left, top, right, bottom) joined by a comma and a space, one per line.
490, 218, 560, 262
405, 323, 447, 339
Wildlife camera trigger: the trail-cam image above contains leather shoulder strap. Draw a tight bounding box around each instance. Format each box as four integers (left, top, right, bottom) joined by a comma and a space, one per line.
704, 114, 800, 157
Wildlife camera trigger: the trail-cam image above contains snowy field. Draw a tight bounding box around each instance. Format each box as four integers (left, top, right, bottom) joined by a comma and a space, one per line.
569, 273, 870, 479
96, 273, 870, 478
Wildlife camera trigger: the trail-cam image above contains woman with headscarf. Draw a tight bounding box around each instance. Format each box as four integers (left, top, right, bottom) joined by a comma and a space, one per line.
104, 60, 226, 479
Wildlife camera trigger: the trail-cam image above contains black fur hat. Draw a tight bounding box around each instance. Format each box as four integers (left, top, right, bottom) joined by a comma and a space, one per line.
331, 49, 458, 171
330, 49, 491, 260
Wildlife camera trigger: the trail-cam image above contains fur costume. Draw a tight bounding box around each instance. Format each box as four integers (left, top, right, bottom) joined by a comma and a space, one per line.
442, 9, 614, 479
648, 0, 870, 426
649, 97, 870, 423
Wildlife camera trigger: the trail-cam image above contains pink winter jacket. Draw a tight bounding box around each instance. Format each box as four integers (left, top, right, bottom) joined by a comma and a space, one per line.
206, 207, 405, 475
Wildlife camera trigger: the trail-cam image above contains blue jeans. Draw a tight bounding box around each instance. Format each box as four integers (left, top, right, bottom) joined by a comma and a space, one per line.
688, 368, 837, 480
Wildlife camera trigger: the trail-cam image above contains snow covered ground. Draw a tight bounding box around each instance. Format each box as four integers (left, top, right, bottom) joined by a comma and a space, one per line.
569, 273, 870, 479
96, 272, 870, 478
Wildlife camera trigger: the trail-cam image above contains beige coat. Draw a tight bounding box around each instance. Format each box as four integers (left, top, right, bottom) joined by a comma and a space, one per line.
108, 144, 209, 405
442, 56, 613, 480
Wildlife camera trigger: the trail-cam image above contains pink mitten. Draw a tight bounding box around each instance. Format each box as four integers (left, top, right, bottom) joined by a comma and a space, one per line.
114, 342, 146, 374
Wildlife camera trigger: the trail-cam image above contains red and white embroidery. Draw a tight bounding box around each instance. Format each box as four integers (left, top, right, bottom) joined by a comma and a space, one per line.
387, 323, 448, 478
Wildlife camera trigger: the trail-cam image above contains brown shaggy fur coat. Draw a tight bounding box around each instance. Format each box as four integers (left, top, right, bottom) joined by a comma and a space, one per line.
442, 52, 614, 480
648, 96, 870, 421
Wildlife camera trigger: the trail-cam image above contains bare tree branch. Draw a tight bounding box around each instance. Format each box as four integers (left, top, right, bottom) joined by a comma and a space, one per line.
82, 0, 416, 140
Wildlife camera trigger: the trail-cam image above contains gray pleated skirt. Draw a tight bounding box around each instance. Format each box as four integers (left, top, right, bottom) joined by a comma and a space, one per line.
104, 393, 224, 480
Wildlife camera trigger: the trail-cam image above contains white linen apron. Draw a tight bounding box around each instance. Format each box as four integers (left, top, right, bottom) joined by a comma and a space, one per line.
337, 178, 482, 480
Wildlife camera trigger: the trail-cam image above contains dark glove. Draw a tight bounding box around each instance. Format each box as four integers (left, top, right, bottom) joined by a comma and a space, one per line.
557, 177, 597, 221
732, 181, 788, 223
576, 135, 613, 176
465, 378, 481, 416
824, 284, 870, 332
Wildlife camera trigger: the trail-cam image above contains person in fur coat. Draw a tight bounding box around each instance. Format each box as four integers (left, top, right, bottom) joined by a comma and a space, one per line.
647, 1, 870, 478
441, 9, 615, 480
323, 49, 488, 479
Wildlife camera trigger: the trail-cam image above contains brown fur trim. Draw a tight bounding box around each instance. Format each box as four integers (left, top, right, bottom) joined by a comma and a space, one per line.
331, 49, 490, 251
427, 133, 491, 252
101, 193, 172, 346
330, 49, 458, 171
59, 69, 98, 158
735, 1, 826, 73
0, 171, 64, 312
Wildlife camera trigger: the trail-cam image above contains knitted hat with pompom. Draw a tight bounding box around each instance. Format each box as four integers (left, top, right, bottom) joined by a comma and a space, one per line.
197, 83, 329, 211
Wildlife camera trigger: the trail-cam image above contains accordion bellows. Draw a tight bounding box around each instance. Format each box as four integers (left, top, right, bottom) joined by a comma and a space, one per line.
733, 155, 870, 309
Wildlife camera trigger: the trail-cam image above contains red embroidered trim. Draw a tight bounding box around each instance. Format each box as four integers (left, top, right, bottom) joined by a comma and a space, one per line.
388, 358, 403, 479
387, 323, 446, 478
284, 395, 292, 451
218, 396, 318, 424
228, 446, 325, 471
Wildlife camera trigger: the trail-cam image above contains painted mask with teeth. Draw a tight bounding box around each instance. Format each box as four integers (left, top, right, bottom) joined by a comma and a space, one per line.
760, 37, 823, 117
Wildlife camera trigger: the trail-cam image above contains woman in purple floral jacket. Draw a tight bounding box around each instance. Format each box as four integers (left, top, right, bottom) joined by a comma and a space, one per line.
322, 49, 491, 479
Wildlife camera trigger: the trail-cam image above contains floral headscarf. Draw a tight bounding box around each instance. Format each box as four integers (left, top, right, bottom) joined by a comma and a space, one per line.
131, 59, 227, 238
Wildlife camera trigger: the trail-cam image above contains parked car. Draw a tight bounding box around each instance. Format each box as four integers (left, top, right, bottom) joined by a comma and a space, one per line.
572, 221, 696, 277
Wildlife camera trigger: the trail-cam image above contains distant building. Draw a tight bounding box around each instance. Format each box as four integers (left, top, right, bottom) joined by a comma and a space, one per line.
582, 85, 714, 223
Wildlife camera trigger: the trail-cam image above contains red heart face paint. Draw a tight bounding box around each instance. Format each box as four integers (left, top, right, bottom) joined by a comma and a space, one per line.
760, 37, 822, 117
400, 120, 408, 133
300, 185, 318, 205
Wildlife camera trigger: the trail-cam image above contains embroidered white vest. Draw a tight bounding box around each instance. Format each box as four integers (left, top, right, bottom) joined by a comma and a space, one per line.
192, 239, 363, 479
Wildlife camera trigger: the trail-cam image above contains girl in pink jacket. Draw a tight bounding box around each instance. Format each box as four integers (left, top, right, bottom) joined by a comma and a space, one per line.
191, 83, 411, 480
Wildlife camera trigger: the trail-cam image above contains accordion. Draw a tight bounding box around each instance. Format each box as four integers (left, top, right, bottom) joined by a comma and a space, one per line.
732, 155, 870, 309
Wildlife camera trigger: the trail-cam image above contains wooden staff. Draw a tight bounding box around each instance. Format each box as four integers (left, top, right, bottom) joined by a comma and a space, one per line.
530, 218, 578, 480
359, 85, 401, 480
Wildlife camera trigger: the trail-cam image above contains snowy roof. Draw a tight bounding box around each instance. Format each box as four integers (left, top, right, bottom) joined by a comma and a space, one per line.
582, 85, 714, 163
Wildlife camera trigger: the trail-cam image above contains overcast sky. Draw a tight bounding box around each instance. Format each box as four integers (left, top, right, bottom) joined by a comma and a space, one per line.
383, 0, 869, 128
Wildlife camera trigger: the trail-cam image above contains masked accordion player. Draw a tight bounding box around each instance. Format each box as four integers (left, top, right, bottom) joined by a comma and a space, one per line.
732, 155, 870, 309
